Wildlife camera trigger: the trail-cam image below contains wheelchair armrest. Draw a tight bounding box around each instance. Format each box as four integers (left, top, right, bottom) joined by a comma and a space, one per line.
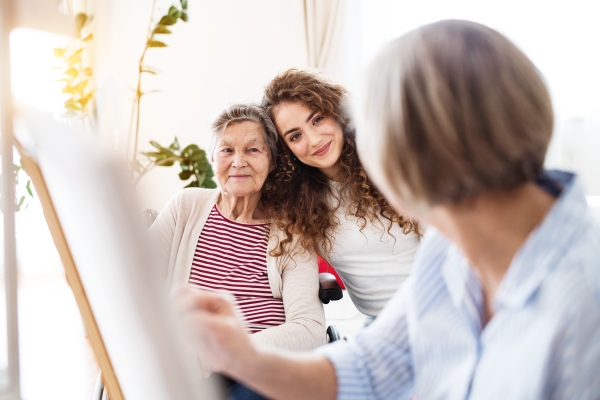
319, 272, 343, 304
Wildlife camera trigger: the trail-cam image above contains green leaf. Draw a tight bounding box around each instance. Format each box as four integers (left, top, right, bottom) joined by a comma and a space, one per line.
184, 180, 199, 188
26, 180, 33, 197
182, 144, 200, 157
168, 6, 180, 17
195, 172, 206, 185
83, 33, 94, 41
180, 11, 188, 22
148, 40, 167, 48
179, 170, 192, 180
53, 48, 67, 57
169, 137, 181, 151
130, 160, 143, 173
153, 25, 172, 34
181, 0, 188, 9
17, 196, 25, 207
141, 69, 156, 74
64, 67, 79, 78
149, 141, 167, 151
75, 13, 88, 35
202, 178, 217, 189
158, 15, 178, 26
160, 161, 175, 167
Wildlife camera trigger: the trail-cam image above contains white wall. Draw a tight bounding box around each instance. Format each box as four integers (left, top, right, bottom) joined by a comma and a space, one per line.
93, 0, 309, 211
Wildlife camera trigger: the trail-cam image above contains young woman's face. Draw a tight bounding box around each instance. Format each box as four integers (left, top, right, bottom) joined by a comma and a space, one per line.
272, 101, 344, 179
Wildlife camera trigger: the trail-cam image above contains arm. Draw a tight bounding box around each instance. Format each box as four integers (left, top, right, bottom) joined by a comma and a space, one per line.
179, 278, 416, 400
179, 289, 337, 400
251, 251, 326, 350
146, 190, 184, 285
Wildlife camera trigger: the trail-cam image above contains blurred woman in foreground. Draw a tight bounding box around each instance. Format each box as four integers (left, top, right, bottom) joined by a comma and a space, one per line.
180, 20, 600, 399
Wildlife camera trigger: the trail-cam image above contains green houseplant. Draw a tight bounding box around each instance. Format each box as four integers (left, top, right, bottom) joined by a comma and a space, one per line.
127, 0, 216, 189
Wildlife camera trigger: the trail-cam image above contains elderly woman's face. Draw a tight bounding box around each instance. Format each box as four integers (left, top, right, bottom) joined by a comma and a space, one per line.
212, 121, 271, 198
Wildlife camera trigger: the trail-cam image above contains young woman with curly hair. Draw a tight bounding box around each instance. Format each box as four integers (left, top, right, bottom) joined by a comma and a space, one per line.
261, 69, 421, 322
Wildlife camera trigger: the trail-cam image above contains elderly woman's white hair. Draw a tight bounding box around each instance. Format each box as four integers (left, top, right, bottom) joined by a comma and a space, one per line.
209, 103, 278, 165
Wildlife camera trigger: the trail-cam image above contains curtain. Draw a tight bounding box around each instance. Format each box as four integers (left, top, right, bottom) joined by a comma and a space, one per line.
304, 0, 348, 73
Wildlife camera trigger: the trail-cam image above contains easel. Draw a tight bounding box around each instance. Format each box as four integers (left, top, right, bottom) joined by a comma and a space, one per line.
14, 137, 124, 400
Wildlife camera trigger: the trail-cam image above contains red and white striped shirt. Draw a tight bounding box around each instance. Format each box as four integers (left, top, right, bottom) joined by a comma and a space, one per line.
189, 205, 286, 333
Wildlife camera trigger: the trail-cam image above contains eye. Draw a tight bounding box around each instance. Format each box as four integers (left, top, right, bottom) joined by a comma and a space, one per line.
249, 148, 259, 152
290, 132, 301, 142
221, 148, 232, 153
313, 116, 324, 125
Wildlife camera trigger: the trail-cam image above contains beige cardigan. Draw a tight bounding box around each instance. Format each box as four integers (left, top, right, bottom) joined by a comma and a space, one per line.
148, 188, 326, 351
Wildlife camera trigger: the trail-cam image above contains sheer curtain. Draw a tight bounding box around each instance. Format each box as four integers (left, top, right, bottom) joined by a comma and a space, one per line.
304, 0, 348, 73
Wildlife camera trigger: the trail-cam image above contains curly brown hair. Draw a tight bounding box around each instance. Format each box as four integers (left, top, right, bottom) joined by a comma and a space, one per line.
261, 69, 420, 259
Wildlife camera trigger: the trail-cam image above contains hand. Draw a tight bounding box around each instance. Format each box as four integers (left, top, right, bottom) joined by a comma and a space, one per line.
176, 288, 257, 376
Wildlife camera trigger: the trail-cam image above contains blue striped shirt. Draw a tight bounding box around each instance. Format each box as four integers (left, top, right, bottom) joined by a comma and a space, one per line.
316, 171, 600, 399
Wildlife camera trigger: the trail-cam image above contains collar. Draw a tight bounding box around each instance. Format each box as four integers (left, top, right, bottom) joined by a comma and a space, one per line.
494, 171, 589, 309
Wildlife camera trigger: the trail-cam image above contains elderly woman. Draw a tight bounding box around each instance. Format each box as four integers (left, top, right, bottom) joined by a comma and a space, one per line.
149, 104, 325, 350
179, 20, 600, 400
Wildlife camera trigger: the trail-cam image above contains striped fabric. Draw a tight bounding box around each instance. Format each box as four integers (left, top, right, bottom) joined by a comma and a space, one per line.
316, 171, 600, 399
189, 205, 286, 333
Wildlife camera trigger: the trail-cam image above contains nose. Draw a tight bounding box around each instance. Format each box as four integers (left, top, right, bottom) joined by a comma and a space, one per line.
305, 129, 322, 149
232, 151, 248, 168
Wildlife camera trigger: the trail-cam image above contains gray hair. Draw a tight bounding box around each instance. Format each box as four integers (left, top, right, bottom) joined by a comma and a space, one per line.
209, 104, 278, 165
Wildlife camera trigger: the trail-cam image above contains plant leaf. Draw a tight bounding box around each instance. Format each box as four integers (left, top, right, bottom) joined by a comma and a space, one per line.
64, 67, 79, 78
169, 137, 181, 151
159, 15, 178, 26
181, 0, 188, 9
168, 6, 180, 17
179, 170, 192, 180
184, 180, 199, 188
67, 54, 81, 64
202, 178, 217, 189
17, 196, 25, 207
85, 15, 94, 26
83, 33, 94, 41
160, 161, 175, 167
53, 48, 67, 57
148, 40, 167, 48
26, 180, 33, 197
75, 13, 88, 35
180, 11, 188, 22
153, 25, 172, 34
130, 160, 143, 173
141, 69, 156, 74
62, 85, 77, 94
149, 141, 167, 150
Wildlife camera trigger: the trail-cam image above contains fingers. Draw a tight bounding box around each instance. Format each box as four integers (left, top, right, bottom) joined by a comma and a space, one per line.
175, 287, 236, 316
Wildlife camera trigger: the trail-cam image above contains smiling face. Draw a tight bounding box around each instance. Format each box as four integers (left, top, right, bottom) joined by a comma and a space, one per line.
272, 101, 344, 179
212, 121, 272, 198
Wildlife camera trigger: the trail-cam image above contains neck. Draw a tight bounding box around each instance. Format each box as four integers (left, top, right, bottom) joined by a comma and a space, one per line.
218, 191, 267, 223
319, 164, 342, 182
430, 182, 556, 323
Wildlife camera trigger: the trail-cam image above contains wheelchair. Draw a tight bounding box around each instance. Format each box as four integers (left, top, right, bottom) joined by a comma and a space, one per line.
93, 209, 343, 399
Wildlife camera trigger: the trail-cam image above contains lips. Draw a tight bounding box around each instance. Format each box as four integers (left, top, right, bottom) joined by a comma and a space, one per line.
312, 141, 332, 156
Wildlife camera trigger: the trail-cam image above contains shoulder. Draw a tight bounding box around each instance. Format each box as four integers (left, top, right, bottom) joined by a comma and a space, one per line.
550, 219, 600, 310
412, 227, 452, 273
166, 188, 220, 210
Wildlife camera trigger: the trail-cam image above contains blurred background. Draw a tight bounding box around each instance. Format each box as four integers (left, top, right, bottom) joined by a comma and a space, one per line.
1, 0, 599, 398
